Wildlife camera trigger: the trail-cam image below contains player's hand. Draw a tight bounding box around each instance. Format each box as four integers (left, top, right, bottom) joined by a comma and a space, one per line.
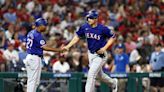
61, 46, 69, 52
58, 44, 66, 52
97, 48, 106, 54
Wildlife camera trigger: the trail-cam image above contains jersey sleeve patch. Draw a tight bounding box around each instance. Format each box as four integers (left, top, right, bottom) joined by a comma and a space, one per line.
110, 30, 116, 38
40, 40, 46, 45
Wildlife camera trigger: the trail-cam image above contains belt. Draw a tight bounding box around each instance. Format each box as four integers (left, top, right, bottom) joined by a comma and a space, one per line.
89, 50, 97, 54
29, 54, 43, 58
98, 53, 105, 58
89, 50, 105, 58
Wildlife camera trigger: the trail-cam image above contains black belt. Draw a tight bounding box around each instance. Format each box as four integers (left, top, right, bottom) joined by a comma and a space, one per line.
98, 53, 105, 58
29, 54, 43, 58
89, 50, 105, 58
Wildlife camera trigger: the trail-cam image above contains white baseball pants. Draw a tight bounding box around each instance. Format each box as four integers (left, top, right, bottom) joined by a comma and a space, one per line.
85, 51, 114, 92
24, 54, 42, 92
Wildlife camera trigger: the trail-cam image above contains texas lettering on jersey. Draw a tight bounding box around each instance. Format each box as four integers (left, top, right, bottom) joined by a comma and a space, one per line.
76, 23, 115, 53
85, 33, 101, 40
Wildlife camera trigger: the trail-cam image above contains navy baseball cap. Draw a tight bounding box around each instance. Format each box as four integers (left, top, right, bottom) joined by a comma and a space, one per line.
35, 18, 48, 27
116, 44, 124, 49
86, 10, 98, 19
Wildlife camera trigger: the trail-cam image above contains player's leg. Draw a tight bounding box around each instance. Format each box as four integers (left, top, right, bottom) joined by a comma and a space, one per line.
97, 69, 114, 86
25, 55, 41, 92
85, 55, 104, 92
97, 68, 118, 92
36, 58, 42, 87
96, 57, 118, 92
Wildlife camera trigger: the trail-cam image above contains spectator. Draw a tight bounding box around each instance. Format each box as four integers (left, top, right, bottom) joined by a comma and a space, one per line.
53, 53, 70, 73
129, 48, 141, 64
112, 44, 129, 73
112, 44, 129, 92
149, 43, 164, 92
17, 27, 27, 42
5, 24, 14, 41
26, 0, 42, 14
129, 48, 142, 73
63, 25, 75, 41
18, 42, 27, 71
124, 35, 137, 55
43, 6, 53, 20
3, 41, 19, 71
3, 6, 17, 24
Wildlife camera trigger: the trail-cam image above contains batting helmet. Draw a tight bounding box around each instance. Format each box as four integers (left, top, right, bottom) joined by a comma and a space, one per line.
86, 10, 98, 19
35, 18, 48, 27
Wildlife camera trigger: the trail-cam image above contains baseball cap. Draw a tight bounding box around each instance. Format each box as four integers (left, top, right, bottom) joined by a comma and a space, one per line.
116, 44, 124, 49
35, 18, 48, 27
86, 10, 98, 19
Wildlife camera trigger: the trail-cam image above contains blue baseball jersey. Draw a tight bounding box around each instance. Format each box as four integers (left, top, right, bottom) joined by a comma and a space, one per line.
114, 53, 129, 73
26, 29, 46, 56
76, 23, 115, 53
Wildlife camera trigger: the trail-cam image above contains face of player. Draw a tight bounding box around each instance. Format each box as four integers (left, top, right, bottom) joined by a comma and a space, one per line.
38, 25, 47, 32
87, 18, 97, 26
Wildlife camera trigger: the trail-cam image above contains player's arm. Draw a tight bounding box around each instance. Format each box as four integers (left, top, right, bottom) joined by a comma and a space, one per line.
63, 35, 80, 50
42, 45, 62, 52
103, 37, 116, 50
97, 37, 116, 54
63, 25, 84, 51
37, 34, 62, 52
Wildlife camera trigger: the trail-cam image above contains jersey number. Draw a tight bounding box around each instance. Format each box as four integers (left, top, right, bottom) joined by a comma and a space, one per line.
26, 38, 33, 49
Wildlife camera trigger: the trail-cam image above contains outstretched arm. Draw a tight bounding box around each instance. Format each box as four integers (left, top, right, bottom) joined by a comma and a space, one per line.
63, 35, 80, 50
42, 45, 62, 52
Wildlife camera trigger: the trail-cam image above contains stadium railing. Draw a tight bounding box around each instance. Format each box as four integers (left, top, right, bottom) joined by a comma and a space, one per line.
0, 72, 164, 92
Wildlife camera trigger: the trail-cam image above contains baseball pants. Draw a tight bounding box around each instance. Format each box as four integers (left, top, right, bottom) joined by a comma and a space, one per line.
85, 51, 114, 92
23, 54, 42, 92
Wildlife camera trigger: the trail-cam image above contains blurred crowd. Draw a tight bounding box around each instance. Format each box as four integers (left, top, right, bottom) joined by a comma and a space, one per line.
0, 0, 164, 74
0, 0, 164, 92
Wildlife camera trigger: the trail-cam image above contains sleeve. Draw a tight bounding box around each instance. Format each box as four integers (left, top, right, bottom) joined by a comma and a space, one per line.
114, 55, 118, 65
158, 53, 164, 67
36, 34, 46, 47
103, 26, 116, 38
76, 26, 85, 37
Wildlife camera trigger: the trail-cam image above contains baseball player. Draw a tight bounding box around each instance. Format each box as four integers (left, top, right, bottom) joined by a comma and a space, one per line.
24, 18, 61, 92
62, 10, 118, 92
